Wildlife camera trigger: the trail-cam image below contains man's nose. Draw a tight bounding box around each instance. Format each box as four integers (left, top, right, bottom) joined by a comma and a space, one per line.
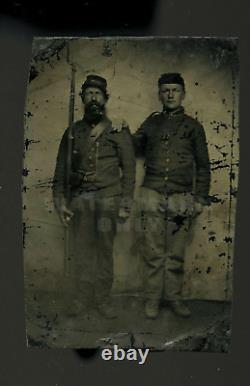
91, 94, 97, 101
168, 91, 174, 98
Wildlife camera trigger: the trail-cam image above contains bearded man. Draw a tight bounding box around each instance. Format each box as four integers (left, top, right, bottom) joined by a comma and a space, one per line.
53, 75, 136, 319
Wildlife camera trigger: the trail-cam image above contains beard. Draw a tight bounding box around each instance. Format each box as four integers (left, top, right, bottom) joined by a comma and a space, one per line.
84, 101, 105, 124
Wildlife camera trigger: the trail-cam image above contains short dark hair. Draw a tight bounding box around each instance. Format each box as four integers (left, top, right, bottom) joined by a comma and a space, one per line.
158, 73, 185, 92
79, 74, 109, 100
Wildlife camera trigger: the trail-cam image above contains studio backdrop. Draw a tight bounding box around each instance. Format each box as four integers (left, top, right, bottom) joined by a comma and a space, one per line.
23, 37, 239, 349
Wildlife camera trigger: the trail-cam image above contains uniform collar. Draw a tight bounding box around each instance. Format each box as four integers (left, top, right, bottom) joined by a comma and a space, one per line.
163, 106, 184, 118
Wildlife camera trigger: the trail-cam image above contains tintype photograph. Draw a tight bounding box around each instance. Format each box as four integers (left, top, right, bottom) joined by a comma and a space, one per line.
23, 37, 239, 350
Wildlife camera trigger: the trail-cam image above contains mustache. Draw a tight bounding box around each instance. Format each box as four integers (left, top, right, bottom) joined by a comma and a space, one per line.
85, 101, 103, 109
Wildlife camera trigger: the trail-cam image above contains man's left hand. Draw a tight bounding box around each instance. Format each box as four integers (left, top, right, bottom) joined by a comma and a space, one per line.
111, 118, 129, 132
117, 207, 130, 223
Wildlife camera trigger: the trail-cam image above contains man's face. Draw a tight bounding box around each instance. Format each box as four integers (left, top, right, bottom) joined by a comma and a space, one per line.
83, 86, 106, 106
82, 86, 107, 120
158, 83, 185, 110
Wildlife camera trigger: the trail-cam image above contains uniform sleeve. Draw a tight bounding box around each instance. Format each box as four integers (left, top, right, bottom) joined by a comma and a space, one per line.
52, 128, 68, 210
116, 127, 136, 211
192, 123, 211, 204
132, 117, 150, 156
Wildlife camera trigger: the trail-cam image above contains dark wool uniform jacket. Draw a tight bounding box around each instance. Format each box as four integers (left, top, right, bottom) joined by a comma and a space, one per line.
53, 116, 136, 210
133, 107, 211, 203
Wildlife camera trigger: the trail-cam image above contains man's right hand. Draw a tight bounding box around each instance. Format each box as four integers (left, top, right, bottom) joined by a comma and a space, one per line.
58, 204, 74, 227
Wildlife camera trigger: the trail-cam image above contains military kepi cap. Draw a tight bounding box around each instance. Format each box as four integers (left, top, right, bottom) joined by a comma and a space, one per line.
158, 73, 185, 91
81, 74, 108, 95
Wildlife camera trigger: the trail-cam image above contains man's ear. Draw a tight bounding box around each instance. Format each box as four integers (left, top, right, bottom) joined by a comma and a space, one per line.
79, 92, 85, 103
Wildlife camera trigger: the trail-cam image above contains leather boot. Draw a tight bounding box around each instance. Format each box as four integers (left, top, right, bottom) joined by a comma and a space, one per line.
169, 300, 191, 318
145, 299, 160, 319
96, 300, 117, 319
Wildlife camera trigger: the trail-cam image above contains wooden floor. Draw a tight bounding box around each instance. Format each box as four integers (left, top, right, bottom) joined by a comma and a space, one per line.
25, 290, 232, 352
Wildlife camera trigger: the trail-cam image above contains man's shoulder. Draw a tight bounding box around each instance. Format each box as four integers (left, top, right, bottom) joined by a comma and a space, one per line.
109, 126, 132, 142
60, 120, 87, 141
73, 119, 87, 130
146, 111, 162, 121
142, 111, 162, 127
183, 113, 203, 129
69, 119, 88, 134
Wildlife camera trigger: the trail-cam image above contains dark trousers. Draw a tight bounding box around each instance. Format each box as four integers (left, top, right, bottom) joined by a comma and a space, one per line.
139, 187, 193, 301
69, 192, 120, 304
